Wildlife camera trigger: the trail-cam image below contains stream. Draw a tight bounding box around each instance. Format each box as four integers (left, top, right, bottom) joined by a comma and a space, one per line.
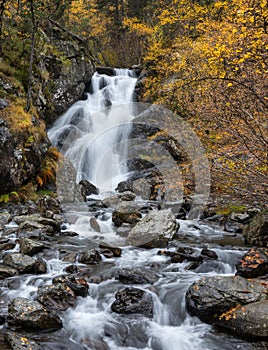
0, 69, 264, 349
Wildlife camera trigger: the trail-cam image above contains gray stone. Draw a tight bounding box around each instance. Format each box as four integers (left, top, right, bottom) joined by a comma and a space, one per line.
112, 203, 142, 227
7, 297, 62, 330
3, 253, 46, 274
127, 209, 178, 248
19, 238, 47, 256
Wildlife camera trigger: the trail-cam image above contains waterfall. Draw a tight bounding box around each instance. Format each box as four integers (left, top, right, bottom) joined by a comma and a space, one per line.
48, 68, 137, 193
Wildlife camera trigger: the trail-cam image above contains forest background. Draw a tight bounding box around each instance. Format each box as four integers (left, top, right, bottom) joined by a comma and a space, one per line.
0, 0, 267, 209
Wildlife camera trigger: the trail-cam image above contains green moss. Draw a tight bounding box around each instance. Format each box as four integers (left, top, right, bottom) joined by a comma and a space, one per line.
216, 204, 247, 216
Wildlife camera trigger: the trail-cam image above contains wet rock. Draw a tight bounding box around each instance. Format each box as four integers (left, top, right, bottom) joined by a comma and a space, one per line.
78, 249, 102, 265
0, 238, 16, 251
19, 238, 47, 256
116, 179, 133, 193
3, 253, 46, 274
127, 209, 178, 248
111, 287, 153, 317
7, 297, 62, 330
243, 211, 268, 247
112, 203, 142, 227
99, 243, 122, 257
37, 283, 77, 311
79, 179, 99, 200
0, 264, 18, 279
185, 275, 268, 324
96, 66, 115, 76
64, 264, 78, 274
215, 300, 268, 339
6, 330, 40, 350
115, 268, 159, 284
53, 276, 89, 297
200, 246, 218, 260
236, 248, 268, 278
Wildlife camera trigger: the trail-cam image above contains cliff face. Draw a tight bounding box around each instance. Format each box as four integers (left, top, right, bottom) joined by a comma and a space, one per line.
35, 27, 95, 127
0, 26, 95, 196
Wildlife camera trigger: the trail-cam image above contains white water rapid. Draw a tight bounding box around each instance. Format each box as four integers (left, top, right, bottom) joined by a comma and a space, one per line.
48, 68, 137, 192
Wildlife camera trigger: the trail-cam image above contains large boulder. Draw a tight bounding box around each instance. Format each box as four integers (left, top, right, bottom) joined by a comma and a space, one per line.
7, 297, 62, 330
127, 209, 178, 248
215, 300, 268, 339
185, 275, 268, 324
243, 211, 268, 247
111, 287, 153, 318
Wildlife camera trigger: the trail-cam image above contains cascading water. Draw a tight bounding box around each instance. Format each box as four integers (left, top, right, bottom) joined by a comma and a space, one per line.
48, 68, 137, 192
0, 69, 263, 350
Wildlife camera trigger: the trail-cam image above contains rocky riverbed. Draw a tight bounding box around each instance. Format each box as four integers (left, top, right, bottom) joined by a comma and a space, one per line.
0, 191, 267, 350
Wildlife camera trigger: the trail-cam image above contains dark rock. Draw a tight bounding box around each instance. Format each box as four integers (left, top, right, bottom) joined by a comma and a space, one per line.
111, 287, 153, 317
79, 179, 99, 200
99, 243, 122, 257
7, 297, 62, 330
236, 248, 268, 278
96, 66, 115, 76
64, 264, 78, 274
243, 211, 268, 247
0, 264, 18, 279
215, 300, 268, 339
201, 246, 218, 260
78, 249, 102, 265
115, 268, 159, 284
52, 276, 89, 297
185, 275, 268, 324
33, 257, 47, 274
112, 203, 142, 227
0, 239, 16, 251
127, 209, 178, 248
19, 238, 47, 256
116, 179, 133, 193
37, 283, 76, 311
6, 331, 40, 350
